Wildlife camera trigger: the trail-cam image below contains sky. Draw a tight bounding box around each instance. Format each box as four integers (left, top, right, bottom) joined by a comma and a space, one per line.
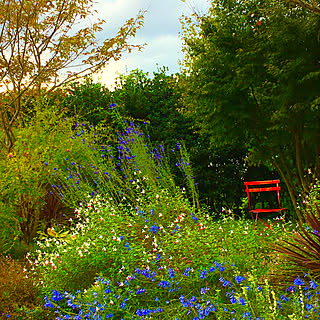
93, 0, 211, 88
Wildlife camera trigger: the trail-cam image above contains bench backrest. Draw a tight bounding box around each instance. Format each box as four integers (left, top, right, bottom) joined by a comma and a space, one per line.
244, 180, 282, 211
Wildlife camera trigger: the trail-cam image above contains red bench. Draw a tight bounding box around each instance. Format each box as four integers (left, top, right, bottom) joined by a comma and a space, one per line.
244, 180, 287, 232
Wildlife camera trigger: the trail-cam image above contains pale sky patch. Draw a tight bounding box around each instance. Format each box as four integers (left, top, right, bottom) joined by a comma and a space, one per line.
93, 0, 211, 89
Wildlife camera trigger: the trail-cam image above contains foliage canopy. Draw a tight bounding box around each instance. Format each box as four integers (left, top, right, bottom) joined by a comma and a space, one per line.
0, 0, 144, 151
181, 0, 320, 222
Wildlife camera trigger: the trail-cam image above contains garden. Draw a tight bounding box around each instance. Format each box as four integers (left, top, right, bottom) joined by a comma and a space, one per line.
1, 104, 320, 320
1, 0, 320, 319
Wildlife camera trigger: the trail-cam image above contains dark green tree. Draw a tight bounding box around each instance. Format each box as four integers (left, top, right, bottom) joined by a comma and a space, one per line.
111, 68, 196, 195
59, 69, 275, 214
181, 0, 320, 222
112, 68, 191, 145
111, 68, 255, 212
61, 78, 113, 127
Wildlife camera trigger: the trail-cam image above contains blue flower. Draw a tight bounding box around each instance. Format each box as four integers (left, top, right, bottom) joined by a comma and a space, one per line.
169, 268, 175, 279
44, 299, 55, 308
230, 296, 237, 304
242, 312, 252, 319
159, 280, 171, 288
287, 286, 295, 292
223, 280, 232, 287
136, 288, 146, 294
183, 267, 191, 276
149, 224, 160, 234
235, 276, 245, 284
309, 280, 318, 289
294, 277, 305, 286
200, 270, 207, 279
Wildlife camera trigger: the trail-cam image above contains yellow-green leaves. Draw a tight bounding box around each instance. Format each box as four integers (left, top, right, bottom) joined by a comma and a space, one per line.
0, 0, 144, 151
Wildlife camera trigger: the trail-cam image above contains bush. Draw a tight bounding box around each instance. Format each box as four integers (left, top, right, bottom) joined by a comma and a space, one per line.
275, 205, 320, 284
0, 255, 54, 320
0, 100, 100, 256
39, 212, 320, 319
19, 103, 319, 319
28, 106, 203, 295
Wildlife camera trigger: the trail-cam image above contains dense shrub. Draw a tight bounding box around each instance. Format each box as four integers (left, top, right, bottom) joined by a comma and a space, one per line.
0, 101, 104, 256
0, 255, 53, 319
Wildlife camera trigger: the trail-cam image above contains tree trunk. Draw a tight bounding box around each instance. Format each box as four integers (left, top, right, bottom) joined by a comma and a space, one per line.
293, 128, 309, 195
272, 159, 304, 223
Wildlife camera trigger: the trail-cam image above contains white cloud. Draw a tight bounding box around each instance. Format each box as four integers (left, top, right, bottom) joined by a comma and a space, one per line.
97, 33, 182, 88
96, 0, 147, 30
93, 0, 211, 88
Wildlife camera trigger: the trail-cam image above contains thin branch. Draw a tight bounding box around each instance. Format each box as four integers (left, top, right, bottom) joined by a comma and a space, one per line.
288, 0, 320, 14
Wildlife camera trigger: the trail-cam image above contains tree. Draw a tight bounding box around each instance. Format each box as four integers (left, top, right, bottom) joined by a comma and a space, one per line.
112, 68, 194, 145
111, 69, 255, 212
181, 0, 320, 222
0, 0, 144, 151
61, 78, 113, 127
